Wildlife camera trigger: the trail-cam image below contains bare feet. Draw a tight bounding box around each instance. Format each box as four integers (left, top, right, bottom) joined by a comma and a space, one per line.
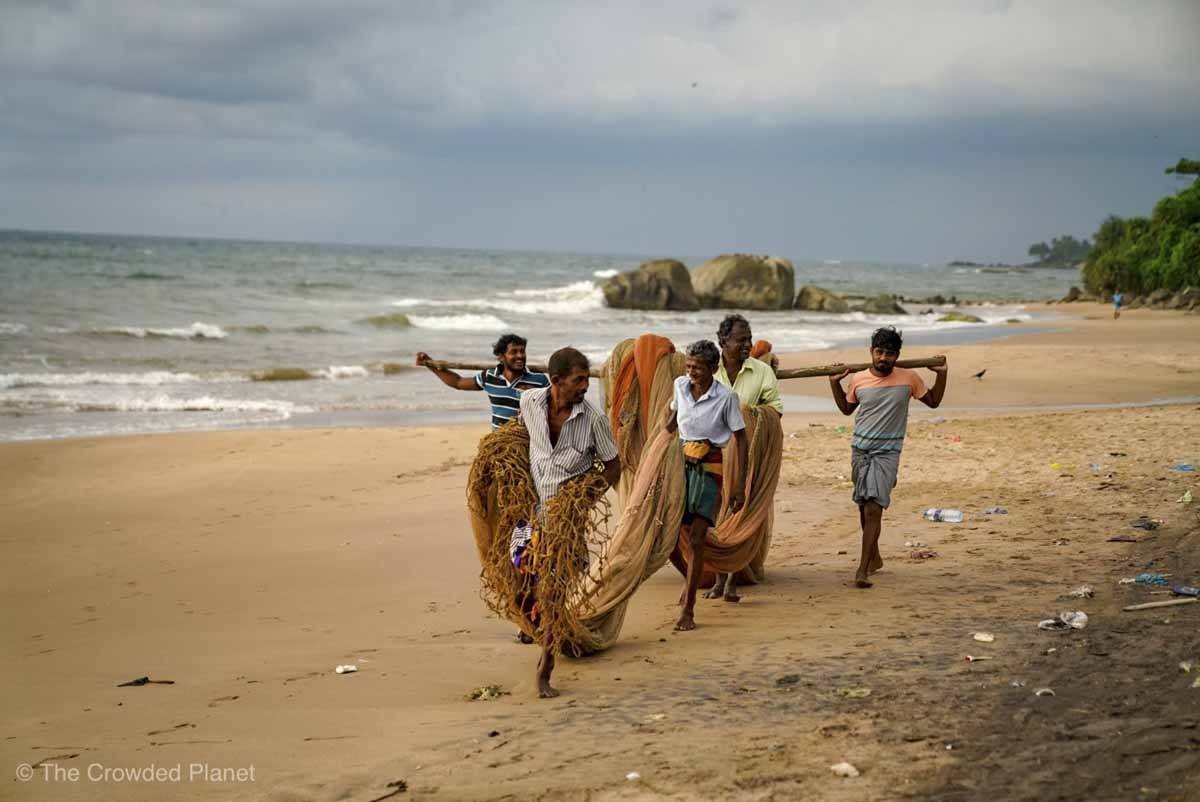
723, 591, 741, 603
536, 647, 558, 698
854, 571, 873, 589
674, 611, 696, 631
537, 679, 560, 698
703, 574, 728, 600
868, 553, 884, 574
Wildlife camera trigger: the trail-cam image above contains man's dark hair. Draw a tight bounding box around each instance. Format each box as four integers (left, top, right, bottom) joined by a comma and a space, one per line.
547, 347, 590, 379
717, 314, 750, 346
871, 326, 903, 352
686, 339, 721, 369
492, 333, 527, 358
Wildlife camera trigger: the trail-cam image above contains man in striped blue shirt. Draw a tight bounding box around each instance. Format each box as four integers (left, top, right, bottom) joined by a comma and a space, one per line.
416, 334, 550, 429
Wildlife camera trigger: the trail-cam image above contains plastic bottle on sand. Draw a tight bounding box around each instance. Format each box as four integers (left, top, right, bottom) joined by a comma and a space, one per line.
923, 508, 964, 523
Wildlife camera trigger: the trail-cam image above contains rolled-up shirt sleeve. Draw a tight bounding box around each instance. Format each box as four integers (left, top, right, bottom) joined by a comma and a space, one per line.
592, 410, 619, 462
725, 395, 747, 433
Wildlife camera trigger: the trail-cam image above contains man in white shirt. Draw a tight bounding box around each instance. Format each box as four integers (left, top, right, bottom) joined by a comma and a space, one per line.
514, 347, 621, 697
661, 340, 748, 631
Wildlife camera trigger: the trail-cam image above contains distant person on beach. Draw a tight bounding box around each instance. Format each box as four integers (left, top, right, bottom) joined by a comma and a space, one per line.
706, 314, 782, 602
513, 347, 621, 696
663, 340, 748, 630
416, 333, 549, 429
829, 327, 948, 589
1113, 291, 1124, 319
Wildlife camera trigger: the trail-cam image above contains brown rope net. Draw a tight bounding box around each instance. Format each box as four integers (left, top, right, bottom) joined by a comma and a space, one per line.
466, 333, 782, 655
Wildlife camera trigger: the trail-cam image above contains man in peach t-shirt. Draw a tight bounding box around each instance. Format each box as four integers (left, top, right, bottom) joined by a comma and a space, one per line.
829, 327, 948, 588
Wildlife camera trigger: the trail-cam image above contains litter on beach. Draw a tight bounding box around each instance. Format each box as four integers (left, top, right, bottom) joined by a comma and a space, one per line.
830, 762, 860, 778
972, 632, 995, 643
335, 664, 358, 674
1038, 611, 1088, 631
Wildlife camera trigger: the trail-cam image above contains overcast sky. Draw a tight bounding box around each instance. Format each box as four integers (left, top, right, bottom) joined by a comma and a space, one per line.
1, 0, 1197, 262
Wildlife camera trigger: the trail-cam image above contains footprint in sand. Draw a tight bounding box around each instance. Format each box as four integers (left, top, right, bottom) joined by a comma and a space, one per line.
207, 695, 239, 707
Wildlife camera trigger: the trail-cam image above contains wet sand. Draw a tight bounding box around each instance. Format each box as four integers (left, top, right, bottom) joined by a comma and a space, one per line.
2, 303, 1198, 801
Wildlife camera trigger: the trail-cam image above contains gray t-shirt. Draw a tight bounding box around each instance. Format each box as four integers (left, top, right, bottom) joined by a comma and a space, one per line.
846, 367, 928, 453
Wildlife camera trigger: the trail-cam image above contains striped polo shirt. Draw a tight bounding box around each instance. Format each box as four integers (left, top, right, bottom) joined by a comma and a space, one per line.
519, 386, 619, 504
473, 366, 550, 429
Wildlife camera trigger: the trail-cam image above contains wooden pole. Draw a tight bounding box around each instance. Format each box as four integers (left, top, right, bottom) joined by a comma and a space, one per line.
423, 355, 946, 380
1122, 598, 1197, 612
775, 357, 945, 380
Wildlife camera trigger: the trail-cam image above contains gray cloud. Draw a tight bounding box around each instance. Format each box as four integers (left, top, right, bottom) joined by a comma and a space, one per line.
0, 0, 1196, 261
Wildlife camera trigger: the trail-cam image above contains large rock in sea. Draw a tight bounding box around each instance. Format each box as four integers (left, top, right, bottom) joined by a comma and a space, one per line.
853, 294, 908, 315
600, 259, 700, 311
1061, 286, 1083, 303
794, 285, 850, 313
691, 254, 795, 310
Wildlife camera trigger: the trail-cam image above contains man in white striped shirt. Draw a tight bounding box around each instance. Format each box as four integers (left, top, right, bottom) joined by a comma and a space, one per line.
514, 346, 620, 698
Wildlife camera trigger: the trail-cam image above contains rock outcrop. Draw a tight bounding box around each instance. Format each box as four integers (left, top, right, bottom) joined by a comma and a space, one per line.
600, 259, 700, 311
852, 294, 908, 315
937, 312, 984, 323
793, 285, 850, 313
691, 254, 795, 310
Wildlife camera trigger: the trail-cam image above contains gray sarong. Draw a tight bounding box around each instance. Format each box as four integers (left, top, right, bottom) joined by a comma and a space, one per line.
851, 447, 900, 508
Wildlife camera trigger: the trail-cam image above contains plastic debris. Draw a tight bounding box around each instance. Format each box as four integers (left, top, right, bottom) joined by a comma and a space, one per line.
1179, 490, 1193, 504
1038, 611, 1089, 631
1010, 680, 1026, 688
910, 548, 939, 560
1170, 463, 1196, 472
1118, 577, 1137, 584
626, 772, 641, 782
924, 508, 964, 523
830, 762, 860, 778
837, 687, 872, 698
973, 632, 995, 643
1034, 688, 1056, 697
981, 507, 1008, 515
1088, 463, 1102, 471
1065, 585, 1094, 599
1181, 662, 1194, 674
1173, 585, 1200, 598
465, 685, 508, 701
930, 416, 947, 424
1050, 462, 1077, 472
1134, 573, 1170, 587
904, 540, 928, 548
335, 664, 358, 674
964, 655, 993, 662
1130, 518, 1162, 531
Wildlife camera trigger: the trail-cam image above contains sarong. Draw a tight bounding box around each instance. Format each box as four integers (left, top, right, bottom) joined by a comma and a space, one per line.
683, 442, 723, 525
851, 447, 900, 509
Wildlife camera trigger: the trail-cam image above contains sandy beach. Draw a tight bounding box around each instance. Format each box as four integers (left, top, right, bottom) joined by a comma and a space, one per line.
2, 303, 1199, 802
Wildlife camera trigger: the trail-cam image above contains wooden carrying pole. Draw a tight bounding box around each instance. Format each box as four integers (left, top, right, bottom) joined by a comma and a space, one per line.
425, 356, 946, 380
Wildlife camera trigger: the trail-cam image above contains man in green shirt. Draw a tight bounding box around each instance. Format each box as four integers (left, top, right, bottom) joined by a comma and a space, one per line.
707, 313, 783, 601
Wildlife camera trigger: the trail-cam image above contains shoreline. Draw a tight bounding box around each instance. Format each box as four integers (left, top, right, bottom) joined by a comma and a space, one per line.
3, 302, 1192, 444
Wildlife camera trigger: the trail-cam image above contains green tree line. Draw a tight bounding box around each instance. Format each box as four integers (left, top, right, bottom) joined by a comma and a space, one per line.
1081, 158, 1200, 296
1027, 235, 1091, 267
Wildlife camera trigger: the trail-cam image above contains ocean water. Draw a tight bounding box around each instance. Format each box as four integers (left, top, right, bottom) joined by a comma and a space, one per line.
0, 230, 1076, 441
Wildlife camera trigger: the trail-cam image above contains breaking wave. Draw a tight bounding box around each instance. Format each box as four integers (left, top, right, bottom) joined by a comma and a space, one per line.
88, 322, 228, 340
406, 313, 509, 331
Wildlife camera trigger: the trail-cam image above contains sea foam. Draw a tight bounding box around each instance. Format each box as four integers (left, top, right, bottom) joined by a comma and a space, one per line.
91, 322, 228, 340
0, 371, 208, 389
407, 313, 509, 331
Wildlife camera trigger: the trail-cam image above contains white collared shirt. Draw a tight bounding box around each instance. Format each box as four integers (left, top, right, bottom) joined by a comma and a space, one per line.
670, 375, 746, 448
